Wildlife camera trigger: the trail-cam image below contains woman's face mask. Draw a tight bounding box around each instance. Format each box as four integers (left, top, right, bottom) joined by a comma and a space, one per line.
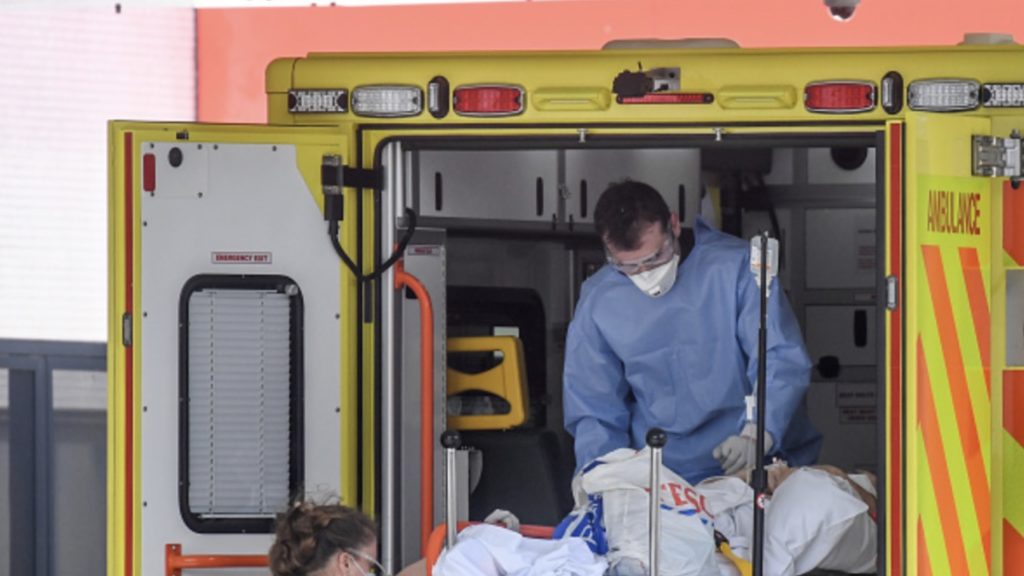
628, 253, 680, 297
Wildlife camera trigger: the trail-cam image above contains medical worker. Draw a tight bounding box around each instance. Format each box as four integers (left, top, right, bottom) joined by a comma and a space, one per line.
563, 180, 821, 483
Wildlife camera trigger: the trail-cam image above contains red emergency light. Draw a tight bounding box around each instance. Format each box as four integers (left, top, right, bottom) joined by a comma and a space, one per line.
804, 81, 876, 113
453, 85, 525, 116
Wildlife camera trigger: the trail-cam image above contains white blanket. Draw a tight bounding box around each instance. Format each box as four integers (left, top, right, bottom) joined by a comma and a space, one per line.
432, 524, 607, 576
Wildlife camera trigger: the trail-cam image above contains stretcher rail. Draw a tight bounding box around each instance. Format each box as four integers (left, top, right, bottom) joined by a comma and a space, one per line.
164, 544, 267, 576
427, 429, 666, 575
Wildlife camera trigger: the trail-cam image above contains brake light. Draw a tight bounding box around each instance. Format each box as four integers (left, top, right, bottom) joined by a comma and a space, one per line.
907, 79, 980, 111
288, 89, 348, 113
453, 85, 525, 116
351, 85, 423, 118
616, 93, 713, 105
982, 83, 1024, 108
804, 81, 875, 113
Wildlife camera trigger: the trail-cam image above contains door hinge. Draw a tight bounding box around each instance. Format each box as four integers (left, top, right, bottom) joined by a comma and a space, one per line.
972, 131, 1022, 179
122, 312, 133, 347
885, 275, 899, 311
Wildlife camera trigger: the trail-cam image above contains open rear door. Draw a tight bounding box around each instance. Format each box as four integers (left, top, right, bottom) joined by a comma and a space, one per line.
904, 111, 1024, 576
991, 115, 1024, 576
108, 122, 356, 576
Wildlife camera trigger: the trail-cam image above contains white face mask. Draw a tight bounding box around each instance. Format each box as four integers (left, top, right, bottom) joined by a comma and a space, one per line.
629, 254, 680, 297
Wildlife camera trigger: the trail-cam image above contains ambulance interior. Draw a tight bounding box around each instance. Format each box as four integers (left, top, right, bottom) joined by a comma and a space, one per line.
384, 134, 883, 568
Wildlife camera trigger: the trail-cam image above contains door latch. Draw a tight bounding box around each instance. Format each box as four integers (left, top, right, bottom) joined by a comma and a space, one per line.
885, 275, 899, 311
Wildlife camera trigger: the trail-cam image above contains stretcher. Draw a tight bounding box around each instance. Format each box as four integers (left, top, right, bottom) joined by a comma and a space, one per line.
424, 428, 753, 576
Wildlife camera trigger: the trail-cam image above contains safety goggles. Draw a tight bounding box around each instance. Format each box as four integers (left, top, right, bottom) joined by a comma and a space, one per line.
605, 234, 676, 276
346, 548, 390, 576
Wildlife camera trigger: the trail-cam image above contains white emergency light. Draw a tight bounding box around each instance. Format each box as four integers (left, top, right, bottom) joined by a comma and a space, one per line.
749, 235, 780, 296
907, 79, 981, 111
288, 89, 348, 113
983, 83, 1024, 108
351, 85, 424, 117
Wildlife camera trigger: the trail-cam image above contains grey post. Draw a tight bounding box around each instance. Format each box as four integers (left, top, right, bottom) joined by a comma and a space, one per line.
440, 430, 462, 550
647, 428, 668, 576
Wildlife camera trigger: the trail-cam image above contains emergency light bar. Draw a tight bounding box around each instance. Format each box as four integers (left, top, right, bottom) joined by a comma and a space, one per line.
351, 85, 423, 117
288, 89, 348, 113
907, 79, 980, 111
453, 85, 525, 116
804, 81, 875, 113
982, 83, 1024, 108
616, 93, 713, 105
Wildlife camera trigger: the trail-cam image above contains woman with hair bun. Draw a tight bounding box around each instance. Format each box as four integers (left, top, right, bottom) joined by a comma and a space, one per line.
268, 501, 385, 576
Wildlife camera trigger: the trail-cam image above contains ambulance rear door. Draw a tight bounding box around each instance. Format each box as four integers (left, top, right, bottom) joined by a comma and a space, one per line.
108, 122, 358, 576
903, 109, 1024, 576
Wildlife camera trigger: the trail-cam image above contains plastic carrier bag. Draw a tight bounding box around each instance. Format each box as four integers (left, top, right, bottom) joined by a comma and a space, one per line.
558, 448, 720, 576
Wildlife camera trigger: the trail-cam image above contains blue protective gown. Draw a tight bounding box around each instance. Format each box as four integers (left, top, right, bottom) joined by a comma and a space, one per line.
563, 218, 821, 483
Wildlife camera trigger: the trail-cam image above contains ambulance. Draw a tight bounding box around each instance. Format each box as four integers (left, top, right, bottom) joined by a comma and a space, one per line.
108, 35, 1024, 576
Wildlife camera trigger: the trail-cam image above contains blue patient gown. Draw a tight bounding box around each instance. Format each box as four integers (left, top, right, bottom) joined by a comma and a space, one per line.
564, 219, 821, 483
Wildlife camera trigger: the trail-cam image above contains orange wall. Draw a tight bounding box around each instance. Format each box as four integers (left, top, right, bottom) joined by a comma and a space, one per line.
197, 0, 1023, 123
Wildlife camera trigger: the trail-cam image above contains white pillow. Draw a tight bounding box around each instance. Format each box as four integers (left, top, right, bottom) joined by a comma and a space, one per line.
764, 468, 876, 575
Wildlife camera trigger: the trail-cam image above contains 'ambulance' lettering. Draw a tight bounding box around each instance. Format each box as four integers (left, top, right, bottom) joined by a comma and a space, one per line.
926, 190, 981, 236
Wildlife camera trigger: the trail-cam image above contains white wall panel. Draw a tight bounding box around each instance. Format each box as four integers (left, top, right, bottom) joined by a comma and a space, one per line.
0, 7, 194, 342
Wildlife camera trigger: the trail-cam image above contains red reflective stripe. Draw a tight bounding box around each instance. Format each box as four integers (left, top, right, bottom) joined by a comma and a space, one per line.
1006, 371, 1024, 447
922, 244, 991, 564
617, 93, 713, 105
918, 338, 971, 576
1006, 520, 1024, 572
1006, 181, 1024, 266
888, 122, 903, 576
919, 519, 932, 576
960, 247, 991, 396
142, 153, 156, 193
123, 131, 134, 576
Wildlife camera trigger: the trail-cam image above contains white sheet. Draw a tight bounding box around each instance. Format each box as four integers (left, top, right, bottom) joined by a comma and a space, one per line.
433, 524, 608, 576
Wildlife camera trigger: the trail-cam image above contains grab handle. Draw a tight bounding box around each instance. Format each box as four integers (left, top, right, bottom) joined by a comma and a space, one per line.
165, 544, 266, 576
395, 260, 436, 553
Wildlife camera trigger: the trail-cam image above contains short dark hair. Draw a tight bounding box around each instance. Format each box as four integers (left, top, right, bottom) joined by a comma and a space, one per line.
269, 500, 377, 576
593, 180, 670, 250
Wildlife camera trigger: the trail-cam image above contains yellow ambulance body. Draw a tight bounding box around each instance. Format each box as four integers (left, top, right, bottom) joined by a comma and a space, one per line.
108, 39, 1024, 575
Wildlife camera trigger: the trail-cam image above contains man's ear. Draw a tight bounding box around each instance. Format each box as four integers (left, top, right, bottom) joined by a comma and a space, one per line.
670, 212, 682, 238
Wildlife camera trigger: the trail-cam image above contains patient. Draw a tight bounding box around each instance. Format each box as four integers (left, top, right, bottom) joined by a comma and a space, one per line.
269, 499, 426, 576
559, 448, 877, 576
700, 463, 878, 576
